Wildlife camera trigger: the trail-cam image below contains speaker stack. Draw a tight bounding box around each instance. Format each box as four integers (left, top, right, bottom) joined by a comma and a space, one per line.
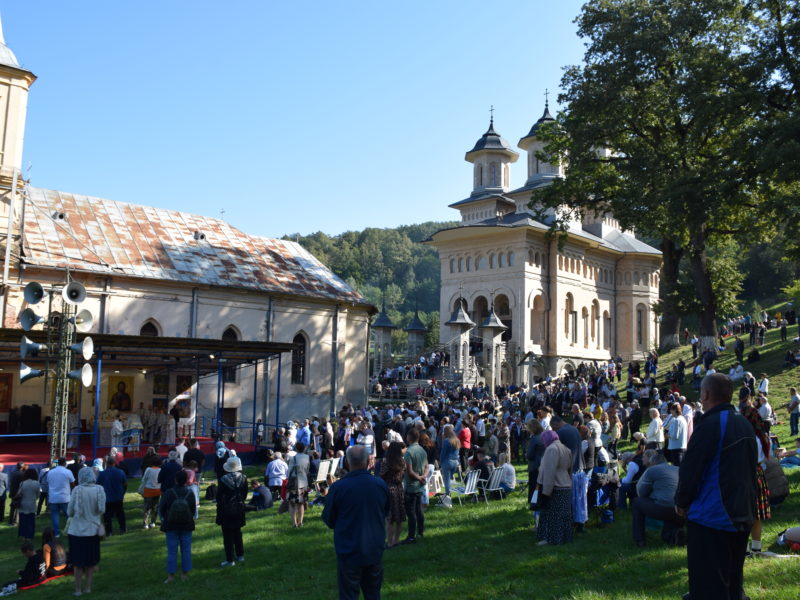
17, 279, 95, 463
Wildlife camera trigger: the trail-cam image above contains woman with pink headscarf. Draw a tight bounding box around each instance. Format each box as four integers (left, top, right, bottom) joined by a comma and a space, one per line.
534, 430, 573, 545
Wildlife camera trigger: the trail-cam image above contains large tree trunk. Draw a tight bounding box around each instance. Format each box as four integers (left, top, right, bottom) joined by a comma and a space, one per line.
688, 225, 718, 352
659, 238, 683, 352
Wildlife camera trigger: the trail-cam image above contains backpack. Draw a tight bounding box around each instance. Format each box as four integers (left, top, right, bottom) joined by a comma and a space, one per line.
220, 475, 246, 518
165, 488, 194, 529
205, 483, 217, 501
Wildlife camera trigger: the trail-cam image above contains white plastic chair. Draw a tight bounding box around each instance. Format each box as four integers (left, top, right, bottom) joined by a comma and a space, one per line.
452, 469, 480, 506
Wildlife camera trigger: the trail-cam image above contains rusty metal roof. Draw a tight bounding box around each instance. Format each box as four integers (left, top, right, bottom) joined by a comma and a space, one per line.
21, 186, 368, 305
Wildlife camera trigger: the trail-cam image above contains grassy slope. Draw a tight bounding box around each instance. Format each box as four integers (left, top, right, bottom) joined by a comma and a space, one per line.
1, 325, 799, 600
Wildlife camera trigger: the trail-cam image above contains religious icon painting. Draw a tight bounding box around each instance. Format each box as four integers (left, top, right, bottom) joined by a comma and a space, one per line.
108, 376, 134, 412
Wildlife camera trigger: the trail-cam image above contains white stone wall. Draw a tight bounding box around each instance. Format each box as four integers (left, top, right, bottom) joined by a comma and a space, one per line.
2, 268, 370, 429
435, 226, 661, 379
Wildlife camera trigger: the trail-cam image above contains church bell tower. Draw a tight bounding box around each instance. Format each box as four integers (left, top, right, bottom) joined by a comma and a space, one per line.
0, 15, 35, 263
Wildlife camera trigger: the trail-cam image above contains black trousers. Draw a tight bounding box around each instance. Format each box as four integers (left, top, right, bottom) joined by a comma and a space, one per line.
665, 448, 684, 466
0, 493, 5, 522
337, 559, 383, 600
631, 497, 684, 545
221, 526, 243, 562
37, 492, 48, 515
404, 492, 424, 539
104, 500, 127, 534
686, 521, 749, 600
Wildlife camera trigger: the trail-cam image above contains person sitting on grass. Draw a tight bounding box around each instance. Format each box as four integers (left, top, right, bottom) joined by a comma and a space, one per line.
41, 527, 68, 577
2, 542, 45, 593
778, 438, 800, 467
631, 450, 685, 548
247, 480, 272, 511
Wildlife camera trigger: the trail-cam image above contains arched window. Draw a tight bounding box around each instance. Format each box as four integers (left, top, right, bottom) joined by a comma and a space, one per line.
477, 256, 486, 270
449, 259, 455, 273
140, 321, 159, 337
457, 258, 463, 272
466, 257, 472, 272
507, 252, 515, 266
489, 162, 498, 186
291, 333, 307, 385
222, 327, 238, 383
489, 253, 495, 269
498, 253, 505, 268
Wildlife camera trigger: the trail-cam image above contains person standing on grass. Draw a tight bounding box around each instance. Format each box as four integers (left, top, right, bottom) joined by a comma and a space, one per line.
534, 429, 573, 546
140, 458, 162, 529
159, 469, 196, 583
675, 373, 757, 600
286, 442, 311, 528
665, 403, 687, 466
401, 427, 427, 544
439, 424, 460, 497
379, 441, 406, 548
787, 387, 800, 437
16, 469, 40, 542
47, 457, 74, 537
96, 456, 127, 536
0, 463, 7, 523
67, 467, 106, 596
216, 456, 248, 567
322, 444, 389, 600
7, 462, 26, 526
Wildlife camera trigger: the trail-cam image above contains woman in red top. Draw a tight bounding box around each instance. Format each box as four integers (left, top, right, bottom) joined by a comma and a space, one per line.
457, 415, 472, 472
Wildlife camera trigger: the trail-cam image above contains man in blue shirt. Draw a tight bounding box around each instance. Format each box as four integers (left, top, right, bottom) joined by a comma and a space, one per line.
322, 444, 389, 600
97, 456, 127, 534
295, 419, 312, 449
676, 373, 757, 600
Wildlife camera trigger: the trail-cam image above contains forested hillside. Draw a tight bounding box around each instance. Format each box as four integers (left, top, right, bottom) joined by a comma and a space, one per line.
284, 221, 458, 352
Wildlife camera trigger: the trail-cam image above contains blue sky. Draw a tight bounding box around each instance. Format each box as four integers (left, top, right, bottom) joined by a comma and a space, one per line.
2, 1, 586, 239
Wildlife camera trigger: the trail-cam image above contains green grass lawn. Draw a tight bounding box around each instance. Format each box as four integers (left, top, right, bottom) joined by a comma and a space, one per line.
2, 325, 799, 600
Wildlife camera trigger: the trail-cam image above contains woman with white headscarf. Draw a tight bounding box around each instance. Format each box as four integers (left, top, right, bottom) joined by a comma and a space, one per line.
67, 467, 106, 595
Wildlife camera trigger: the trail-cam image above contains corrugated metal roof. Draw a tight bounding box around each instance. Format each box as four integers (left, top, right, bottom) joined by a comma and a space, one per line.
21, 186, 368, 305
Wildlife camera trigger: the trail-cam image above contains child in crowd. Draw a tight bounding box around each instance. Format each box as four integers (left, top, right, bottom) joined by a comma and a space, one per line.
1, 543, 46, 595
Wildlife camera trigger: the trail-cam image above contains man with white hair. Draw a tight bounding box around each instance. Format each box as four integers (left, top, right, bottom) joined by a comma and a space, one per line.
266, 453, 288, 500
322, 444, 389, 600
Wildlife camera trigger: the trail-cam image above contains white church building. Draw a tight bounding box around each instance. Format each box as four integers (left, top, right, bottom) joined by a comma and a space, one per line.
427, 105, 662, 387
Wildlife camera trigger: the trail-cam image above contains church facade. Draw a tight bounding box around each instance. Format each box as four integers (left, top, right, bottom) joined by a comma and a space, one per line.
427, 105, 662, 386
0, 22, 373, 435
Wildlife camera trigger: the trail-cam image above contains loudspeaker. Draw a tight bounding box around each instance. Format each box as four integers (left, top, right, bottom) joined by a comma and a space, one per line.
69, 309, 93, 333
20, 335, 46, 359
67, 363, 93, 387
62, 281, 86, 305
19, 308, 44, 331
23, 282, 45, 305
69, 336, 94, 360
19, 363, 45, 384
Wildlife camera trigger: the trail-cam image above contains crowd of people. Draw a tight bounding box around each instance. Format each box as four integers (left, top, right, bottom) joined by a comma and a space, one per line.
1, 325, 798, 599
0, 436, 267, 595
257, 337, 798, 598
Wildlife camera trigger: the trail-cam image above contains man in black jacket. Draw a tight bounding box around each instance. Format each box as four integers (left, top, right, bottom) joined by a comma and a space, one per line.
675, 373, 757, 600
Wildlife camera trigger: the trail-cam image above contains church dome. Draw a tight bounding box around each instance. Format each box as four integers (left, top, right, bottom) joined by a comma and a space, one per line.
518, 103, 555, 149
465, 118, 519, 162
0, 17, 21, 70
0, 43, 19, 69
